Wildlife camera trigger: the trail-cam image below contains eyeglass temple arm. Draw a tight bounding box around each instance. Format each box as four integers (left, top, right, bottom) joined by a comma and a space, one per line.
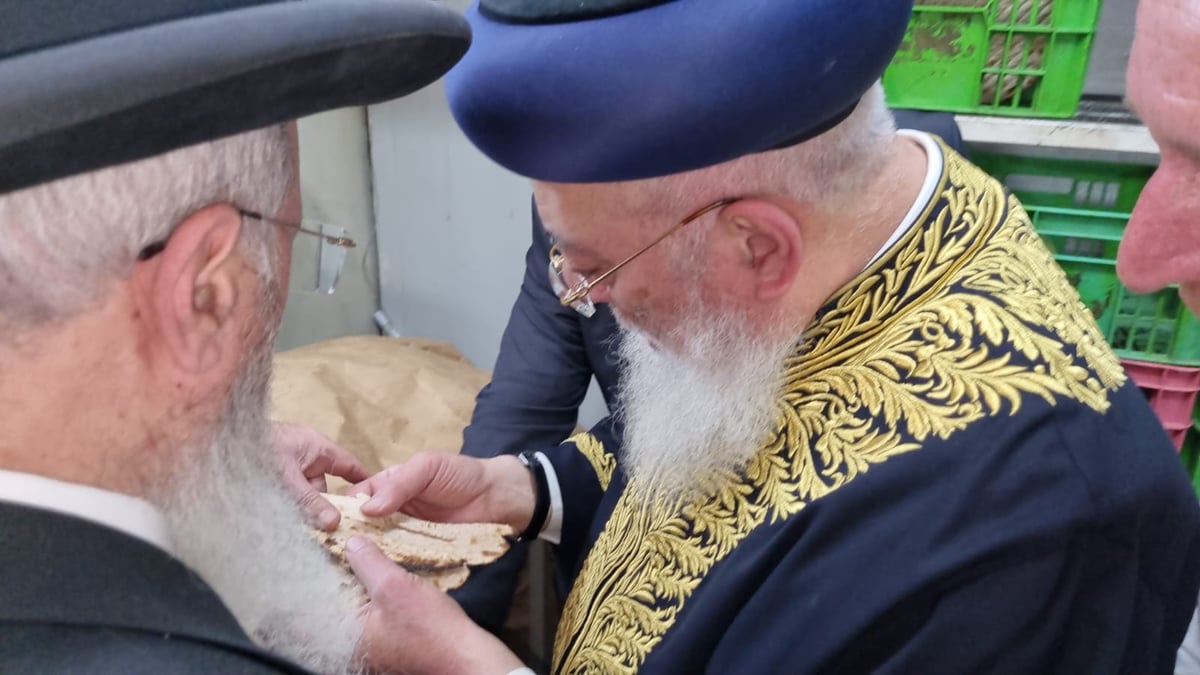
307, 229, 356, 248
239, 209, 356, 248
580, 197, 738, 292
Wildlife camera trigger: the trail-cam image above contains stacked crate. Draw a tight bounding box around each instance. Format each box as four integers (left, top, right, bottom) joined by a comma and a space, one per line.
883, 0, 1103, 118
882, 1, 1200, 496
971, 152, 1200, 495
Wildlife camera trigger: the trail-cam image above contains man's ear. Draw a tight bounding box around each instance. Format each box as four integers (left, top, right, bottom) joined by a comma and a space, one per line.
719, 199, 804, 301
132, 204, 248, 381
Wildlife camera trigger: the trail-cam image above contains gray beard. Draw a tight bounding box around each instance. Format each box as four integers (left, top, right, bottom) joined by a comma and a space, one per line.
150, 338, 364, 674
615, 307, 795, 507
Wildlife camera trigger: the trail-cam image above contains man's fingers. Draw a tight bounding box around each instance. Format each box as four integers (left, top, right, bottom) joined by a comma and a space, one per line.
345, 536, 418, 609
357, 456, 442, 516
321, 447, 371, 484
359, 471, 426, 516
308, 474, 328, 492
276, 452, 337, 529
344, 477, 375, 499
276, 421, 367, 480
346, 534, 527, 675
297, 486, 341, 531
296, 439, 371, 485
278, 456, 313, 497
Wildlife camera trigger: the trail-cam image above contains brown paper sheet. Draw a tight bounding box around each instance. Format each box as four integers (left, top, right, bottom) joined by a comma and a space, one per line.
271, 335, 491, 476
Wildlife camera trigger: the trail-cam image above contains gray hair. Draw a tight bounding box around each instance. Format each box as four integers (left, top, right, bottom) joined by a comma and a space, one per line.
611, 82, 896, 232
0, 124, 293, 336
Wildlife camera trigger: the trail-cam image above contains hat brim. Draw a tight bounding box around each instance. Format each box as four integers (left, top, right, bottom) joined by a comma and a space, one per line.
0, 0, 469, 193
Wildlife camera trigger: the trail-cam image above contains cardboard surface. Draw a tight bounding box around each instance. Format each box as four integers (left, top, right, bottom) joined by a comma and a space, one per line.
271, 335, 490, 481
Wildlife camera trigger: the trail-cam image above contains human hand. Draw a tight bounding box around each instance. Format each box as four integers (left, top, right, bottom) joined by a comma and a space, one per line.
272, 420, 371, 531
349, 452, 534, 533
346, 536, 525, 675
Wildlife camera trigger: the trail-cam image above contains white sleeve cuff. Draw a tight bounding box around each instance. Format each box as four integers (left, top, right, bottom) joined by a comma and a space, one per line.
533, 451, 563, 545
506, 668, 537, 675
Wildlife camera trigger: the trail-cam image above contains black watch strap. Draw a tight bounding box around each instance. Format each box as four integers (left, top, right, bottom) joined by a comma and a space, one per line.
517, 450, 551, 542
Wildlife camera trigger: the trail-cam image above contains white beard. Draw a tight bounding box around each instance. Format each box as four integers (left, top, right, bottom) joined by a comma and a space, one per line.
615, 305, 795, 507
151, 339, 364, 675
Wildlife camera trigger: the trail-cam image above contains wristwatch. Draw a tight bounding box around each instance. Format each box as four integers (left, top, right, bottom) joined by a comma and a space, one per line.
516, 450, 551, 542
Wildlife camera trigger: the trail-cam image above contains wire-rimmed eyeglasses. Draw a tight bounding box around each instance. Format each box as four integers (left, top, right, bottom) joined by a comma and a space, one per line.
136, 208, 356, 294
548, 197, 741, 317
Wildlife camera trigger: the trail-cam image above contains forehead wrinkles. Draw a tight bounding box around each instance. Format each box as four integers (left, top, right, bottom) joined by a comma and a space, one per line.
538, 183, 644, 243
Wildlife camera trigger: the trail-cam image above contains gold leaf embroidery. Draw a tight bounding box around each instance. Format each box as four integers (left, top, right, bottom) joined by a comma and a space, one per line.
553, 146, 1125, 674
571, 432, 616, 491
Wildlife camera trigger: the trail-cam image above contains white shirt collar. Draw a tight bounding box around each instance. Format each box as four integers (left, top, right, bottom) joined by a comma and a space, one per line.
0, 469, 173, 554
865, 129, 945, 268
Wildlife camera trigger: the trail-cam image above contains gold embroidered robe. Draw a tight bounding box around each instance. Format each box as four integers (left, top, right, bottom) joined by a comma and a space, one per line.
540, 143, 1200, 674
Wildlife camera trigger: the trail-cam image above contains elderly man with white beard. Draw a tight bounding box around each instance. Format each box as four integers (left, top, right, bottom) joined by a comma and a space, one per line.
0, 2, 531, 675
349, 0, 1200, 673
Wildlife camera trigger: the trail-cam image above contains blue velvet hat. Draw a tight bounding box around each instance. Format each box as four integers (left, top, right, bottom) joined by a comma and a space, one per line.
446, 0, 915, 183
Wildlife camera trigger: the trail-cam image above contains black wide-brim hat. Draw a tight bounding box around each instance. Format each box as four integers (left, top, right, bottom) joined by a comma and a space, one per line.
0, 0, 471, 194
446, 0, 914, 183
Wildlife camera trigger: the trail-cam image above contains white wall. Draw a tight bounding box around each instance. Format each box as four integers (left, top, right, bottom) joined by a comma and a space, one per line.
368, 81, 529, 368
367, 44, 608, 426
277, 108, 382, 351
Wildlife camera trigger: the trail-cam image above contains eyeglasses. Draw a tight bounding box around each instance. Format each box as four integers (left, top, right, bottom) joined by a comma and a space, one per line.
548, 197, 740, 317
136, 207, 357, 294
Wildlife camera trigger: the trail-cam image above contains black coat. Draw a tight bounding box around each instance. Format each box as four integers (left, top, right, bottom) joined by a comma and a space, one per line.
0, 502, 310, 674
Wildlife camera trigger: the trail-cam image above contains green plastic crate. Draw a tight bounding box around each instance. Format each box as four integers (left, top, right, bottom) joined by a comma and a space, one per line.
883, 0, 1103, 118
973, 152, 1200, 366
